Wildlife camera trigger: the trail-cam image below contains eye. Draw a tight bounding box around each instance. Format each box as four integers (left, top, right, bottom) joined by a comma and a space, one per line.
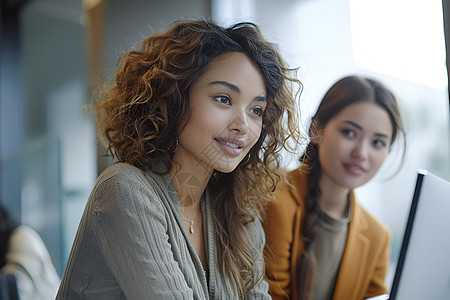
341, 129, 356, 138
213, 95, 231, 105
250, 106, 264, 117
373, 139, 387, 149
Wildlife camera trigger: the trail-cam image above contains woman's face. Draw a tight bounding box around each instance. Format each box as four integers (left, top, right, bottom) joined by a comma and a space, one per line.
317, 101, 393, 190
175, 51, 267, 174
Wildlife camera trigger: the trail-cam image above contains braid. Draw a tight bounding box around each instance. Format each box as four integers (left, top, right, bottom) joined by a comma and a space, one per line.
297, 142, 321, 300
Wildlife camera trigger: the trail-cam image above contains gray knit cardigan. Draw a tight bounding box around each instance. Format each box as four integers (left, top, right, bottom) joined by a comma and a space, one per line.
56, 163, 271, 299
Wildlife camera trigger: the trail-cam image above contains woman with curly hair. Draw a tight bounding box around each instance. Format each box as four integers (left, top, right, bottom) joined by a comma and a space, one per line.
56, 19, 301, 299
264, 75, 406, 300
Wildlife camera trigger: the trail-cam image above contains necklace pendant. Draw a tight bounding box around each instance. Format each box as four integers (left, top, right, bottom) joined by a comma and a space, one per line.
189, 221, 194, 234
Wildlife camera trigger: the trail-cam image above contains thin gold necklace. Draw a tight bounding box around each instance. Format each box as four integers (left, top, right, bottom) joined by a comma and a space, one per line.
181, 204, 200, 234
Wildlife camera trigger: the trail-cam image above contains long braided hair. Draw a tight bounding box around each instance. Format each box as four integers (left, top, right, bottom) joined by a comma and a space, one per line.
296, 75, 406, 299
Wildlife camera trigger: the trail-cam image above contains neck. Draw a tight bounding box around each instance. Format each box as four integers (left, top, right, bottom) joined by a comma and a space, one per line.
317, 174, 350, 219
169, 156, 213, 209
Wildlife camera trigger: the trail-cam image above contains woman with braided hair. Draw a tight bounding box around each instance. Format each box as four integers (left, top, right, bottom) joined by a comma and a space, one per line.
56, 19, 302, 300
264, 75, 406, 300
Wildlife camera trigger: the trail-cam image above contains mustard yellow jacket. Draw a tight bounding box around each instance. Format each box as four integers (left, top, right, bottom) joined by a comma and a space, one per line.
264, 167, 391, 300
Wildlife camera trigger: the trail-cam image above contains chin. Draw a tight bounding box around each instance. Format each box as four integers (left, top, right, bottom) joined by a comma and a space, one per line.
345, 180, 369, 190
215, 165, 238, 174
214, 160, 241, 174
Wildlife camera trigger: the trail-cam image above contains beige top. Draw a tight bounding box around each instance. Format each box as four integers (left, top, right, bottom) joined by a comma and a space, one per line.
310, 203, 352, 300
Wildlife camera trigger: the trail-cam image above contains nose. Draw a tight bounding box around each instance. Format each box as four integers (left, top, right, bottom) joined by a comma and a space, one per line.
351, 139, 368, 160
229, 114, 249, 135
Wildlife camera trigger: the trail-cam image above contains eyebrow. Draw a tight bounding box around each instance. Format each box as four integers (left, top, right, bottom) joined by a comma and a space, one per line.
343, 120, 390, 139
209, 81, 267, 103
209, 81, 240, 93
255, 96, 267, 103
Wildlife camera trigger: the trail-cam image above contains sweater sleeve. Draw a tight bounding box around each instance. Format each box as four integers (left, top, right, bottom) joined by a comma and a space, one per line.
89, 170, 194, 300
246, 218, 272, 300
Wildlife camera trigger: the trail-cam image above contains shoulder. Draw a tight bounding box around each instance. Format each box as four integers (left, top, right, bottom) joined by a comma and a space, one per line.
5, 225, 56, 271
90, 163, 173, 211
264, 168, 306, 249
8, 225, 47, 254
91, 163, 147, 203
353, 201, 391, 243
93, 163, 169, 196
268, 167, 307, 217
96, 163, 149, 186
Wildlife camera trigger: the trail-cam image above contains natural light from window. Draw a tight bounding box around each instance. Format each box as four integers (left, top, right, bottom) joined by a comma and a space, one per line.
349, 0, 447, 89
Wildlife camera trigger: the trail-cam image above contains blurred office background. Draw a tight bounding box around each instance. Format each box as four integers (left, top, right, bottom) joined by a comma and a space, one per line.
1, 0, 449, 289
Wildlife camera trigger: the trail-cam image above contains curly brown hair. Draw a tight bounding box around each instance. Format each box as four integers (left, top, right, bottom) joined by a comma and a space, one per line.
95, 19, 303, 298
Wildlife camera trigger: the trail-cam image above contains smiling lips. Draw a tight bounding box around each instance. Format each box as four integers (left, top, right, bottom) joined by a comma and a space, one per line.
343, 163, 366, 175
214, 138, 245, 156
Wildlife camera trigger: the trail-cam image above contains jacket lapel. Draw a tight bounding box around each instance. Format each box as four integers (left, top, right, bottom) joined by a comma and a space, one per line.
332, 197, 370, 300
284, 168, 308, 300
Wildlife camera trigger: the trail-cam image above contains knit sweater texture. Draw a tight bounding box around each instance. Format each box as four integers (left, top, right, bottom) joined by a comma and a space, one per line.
56, 162, 270, 299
